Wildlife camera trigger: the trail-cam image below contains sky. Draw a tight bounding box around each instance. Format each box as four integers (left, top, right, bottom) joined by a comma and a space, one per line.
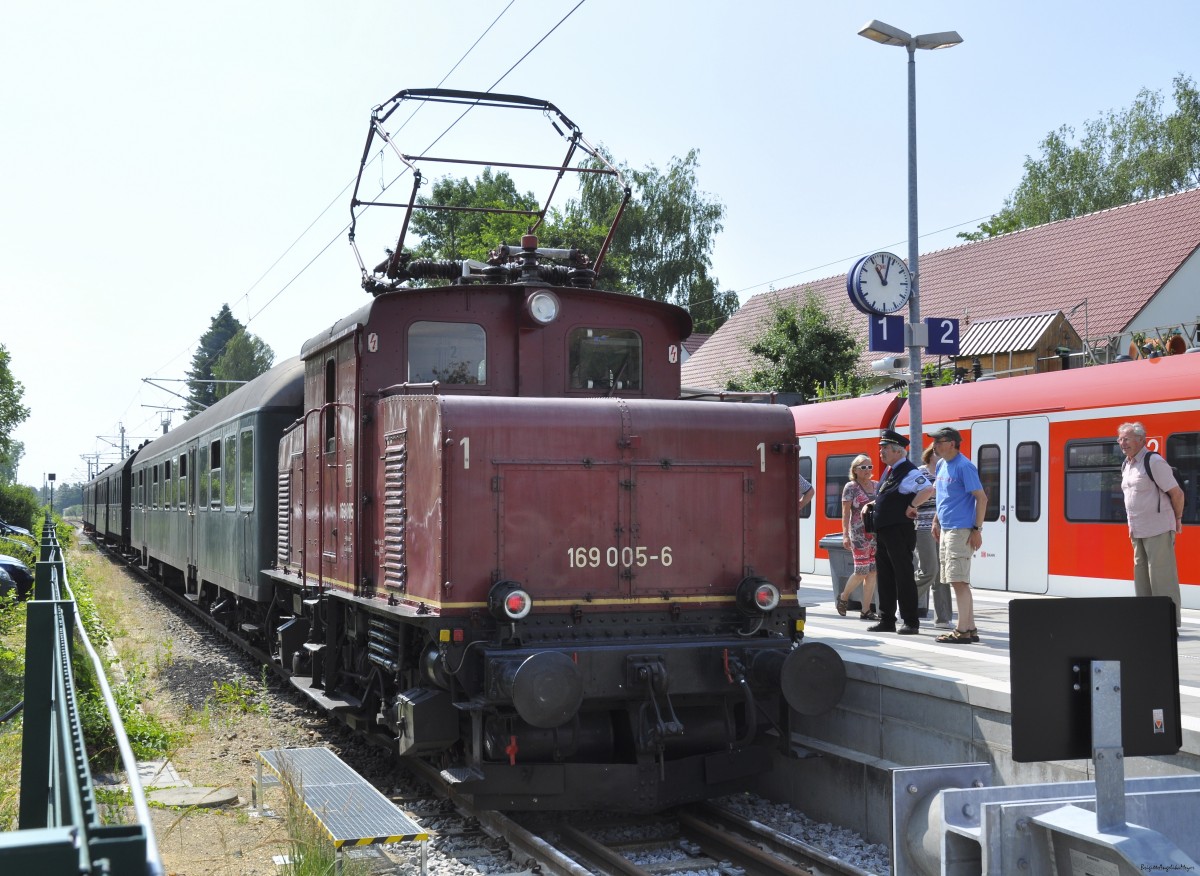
3, 0, 1198, 488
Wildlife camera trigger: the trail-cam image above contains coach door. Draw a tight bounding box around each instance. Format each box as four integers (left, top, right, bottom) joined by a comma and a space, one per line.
969, 417, 1049, 594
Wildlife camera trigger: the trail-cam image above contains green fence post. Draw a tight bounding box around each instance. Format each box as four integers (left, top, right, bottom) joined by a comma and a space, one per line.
18, 601, 56, 830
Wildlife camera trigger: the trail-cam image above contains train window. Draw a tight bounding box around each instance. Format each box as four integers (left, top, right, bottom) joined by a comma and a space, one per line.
1065, 440, 1126, 523
199, 442, 210, 511
164, 459, 173, 510
324, 358, 337, 453
799, 454, 814, 519
408, 321, 486, 385
1165, 433, 1199, 525
152, 465, 159, 509
209, 439, 222, 510
224, 435, 237, 509
569, 328, 642, 392
1014, 442, 1041, 522
138, 469, 144, 509
239, 429, 254, 510
824, 454, 858, 518
178, 454, 188, 510
977, 445, 1001, 522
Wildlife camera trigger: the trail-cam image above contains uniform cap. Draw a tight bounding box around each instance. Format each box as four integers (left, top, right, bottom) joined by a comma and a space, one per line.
879, 429, 909, 449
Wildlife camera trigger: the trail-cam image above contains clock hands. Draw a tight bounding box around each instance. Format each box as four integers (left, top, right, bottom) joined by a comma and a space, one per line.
873, 256, 891, 286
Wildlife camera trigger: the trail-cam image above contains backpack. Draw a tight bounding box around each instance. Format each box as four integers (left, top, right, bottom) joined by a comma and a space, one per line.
1144, 450, 1184, 513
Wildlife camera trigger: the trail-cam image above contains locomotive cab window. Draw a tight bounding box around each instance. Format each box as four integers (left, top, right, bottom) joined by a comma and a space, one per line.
407, 321, 486, 385
569, 328, 641, 392
1065, 439, 1126, 523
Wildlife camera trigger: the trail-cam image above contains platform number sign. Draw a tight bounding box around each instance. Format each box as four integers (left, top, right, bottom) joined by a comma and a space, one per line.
868, 315, 905, 353
925, 318, 961, 356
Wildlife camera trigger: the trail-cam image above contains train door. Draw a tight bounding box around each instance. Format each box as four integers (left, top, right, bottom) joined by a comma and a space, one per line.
969, 417, 1049, 594
797, 437, 817, 573
187, 445, 197, 590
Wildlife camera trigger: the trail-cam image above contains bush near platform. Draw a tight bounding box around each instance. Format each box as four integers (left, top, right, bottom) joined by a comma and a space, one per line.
0, 483, 38, 533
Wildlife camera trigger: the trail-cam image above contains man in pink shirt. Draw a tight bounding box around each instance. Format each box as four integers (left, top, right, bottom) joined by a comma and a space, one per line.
1118, 421, 1185, 626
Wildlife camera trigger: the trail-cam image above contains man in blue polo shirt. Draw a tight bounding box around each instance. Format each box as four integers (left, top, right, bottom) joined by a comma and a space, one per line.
930, 427, 988, 644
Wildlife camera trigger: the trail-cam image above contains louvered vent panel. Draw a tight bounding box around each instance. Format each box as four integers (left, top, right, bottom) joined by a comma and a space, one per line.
277, 470, 291, 567
382, 432, 407, 591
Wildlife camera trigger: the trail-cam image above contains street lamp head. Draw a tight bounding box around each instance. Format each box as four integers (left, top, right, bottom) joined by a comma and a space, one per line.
858, 19, 910, 47
915, 30, 963, 50
858, 19, 963, 51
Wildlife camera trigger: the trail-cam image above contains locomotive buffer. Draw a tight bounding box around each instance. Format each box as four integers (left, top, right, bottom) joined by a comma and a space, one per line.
253, 747, 428, 874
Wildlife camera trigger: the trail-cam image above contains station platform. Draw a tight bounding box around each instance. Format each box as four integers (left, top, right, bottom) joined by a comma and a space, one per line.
797, 575, 1200, 740
769, 577, 1200, 847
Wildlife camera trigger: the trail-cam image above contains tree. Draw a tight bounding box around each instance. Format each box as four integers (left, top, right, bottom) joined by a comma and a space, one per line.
0, 344, 30, 484
961, 74, 1200, 240
211, 330, 275, 401
184, 306, 273, 417
409, 150, 739, 333
546, 149, 738, 333
410, 168, 540, 262
726, 292, 863, 399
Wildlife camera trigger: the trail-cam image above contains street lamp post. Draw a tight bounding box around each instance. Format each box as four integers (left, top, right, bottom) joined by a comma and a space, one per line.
858, 19, 962, 462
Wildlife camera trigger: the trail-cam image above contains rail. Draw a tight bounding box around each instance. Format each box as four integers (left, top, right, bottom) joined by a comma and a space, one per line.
0, 515, 163, 875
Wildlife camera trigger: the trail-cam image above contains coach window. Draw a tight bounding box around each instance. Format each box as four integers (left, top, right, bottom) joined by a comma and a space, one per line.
239, 429, 254, 510
799, 454, 814, 519
569, 328, 641, 392
224, 435, 237, 509
408, 321, 486, 385
824, 454, 858, 519
166, 459, 175, 511
178, 453, 188, 510
977, 445, 1001, 522
1165, 433, 1199, 525
138, 469, 144, 509
1014, 442, 1041, 522
1064, 440, 1125, 523
209, 439, 222, 510
152, 465, 159, 509
198, 442, 210, 511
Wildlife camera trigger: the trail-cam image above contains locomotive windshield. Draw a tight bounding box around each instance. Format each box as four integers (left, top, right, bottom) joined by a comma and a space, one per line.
568, 328, 642, 392
408, 321, 486, 385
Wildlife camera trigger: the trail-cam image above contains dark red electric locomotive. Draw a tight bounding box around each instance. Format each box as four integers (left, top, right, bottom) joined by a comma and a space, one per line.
265, 89, 845, 810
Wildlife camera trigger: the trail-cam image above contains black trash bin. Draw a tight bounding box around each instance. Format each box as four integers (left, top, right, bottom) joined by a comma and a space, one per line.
819, 533, 873, 611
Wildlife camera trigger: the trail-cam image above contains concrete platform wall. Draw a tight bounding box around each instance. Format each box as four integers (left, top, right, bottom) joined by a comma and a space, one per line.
757, 659, 1200, 847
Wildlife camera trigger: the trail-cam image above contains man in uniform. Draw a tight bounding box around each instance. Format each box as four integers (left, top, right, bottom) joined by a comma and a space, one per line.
868, 430, 935, 635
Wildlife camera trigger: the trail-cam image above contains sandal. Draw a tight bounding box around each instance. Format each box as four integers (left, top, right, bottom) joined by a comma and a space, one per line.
860, 610, 880, 621
936, 629, 975, 644
835, 597, 848, 617
966, 628, 980, 642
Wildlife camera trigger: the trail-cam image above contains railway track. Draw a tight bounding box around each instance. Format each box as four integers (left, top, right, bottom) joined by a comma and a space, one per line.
87, 533, 886, 876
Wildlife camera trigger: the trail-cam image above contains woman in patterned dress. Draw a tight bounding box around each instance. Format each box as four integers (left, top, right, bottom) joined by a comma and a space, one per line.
836, 453, 879, 620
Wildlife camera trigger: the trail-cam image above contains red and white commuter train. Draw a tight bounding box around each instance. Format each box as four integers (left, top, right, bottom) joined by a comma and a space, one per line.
792, 352, 1198, 608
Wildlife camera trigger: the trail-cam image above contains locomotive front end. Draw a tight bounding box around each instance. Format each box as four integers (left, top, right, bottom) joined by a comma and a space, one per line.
374, 393, 846, 810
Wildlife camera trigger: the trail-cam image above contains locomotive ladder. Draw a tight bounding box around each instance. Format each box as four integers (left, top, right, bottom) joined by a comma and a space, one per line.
252, 747, 428, 874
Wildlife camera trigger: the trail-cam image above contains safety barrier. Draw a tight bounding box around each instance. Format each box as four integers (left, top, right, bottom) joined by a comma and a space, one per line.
0, 516, 163, 875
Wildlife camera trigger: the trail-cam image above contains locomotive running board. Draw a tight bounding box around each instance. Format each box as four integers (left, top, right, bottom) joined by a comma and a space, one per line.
289, 676, 363, 713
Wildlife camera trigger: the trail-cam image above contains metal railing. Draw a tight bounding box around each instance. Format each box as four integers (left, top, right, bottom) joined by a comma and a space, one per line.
1, 516, 163, 875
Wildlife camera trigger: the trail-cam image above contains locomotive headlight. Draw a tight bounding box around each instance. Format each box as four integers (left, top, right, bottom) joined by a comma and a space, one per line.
489, 580, 533, 621
525, 289, 560, 325
735, 576, 781, 615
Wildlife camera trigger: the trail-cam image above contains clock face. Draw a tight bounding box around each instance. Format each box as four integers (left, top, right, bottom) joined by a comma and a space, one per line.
848, 252, 912, 315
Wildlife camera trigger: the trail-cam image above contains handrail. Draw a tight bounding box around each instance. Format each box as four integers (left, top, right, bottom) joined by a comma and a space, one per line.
3, 514, 164, 875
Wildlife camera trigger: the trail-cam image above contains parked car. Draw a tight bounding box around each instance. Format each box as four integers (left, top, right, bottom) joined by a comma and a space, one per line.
0, 555, 33, 600
0, 519, 33, 538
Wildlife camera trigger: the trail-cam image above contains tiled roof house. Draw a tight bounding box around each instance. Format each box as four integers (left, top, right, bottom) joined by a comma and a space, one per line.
682, 187, 1200, 392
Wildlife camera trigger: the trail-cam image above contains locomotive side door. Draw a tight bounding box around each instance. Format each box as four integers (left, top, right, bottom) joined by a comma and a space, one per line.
968, 417, 1049, 594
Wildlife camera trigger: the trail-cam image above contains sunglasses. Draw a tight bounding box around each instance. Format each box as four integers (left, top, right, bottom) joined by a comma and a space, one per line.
856, 464, 873, 470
